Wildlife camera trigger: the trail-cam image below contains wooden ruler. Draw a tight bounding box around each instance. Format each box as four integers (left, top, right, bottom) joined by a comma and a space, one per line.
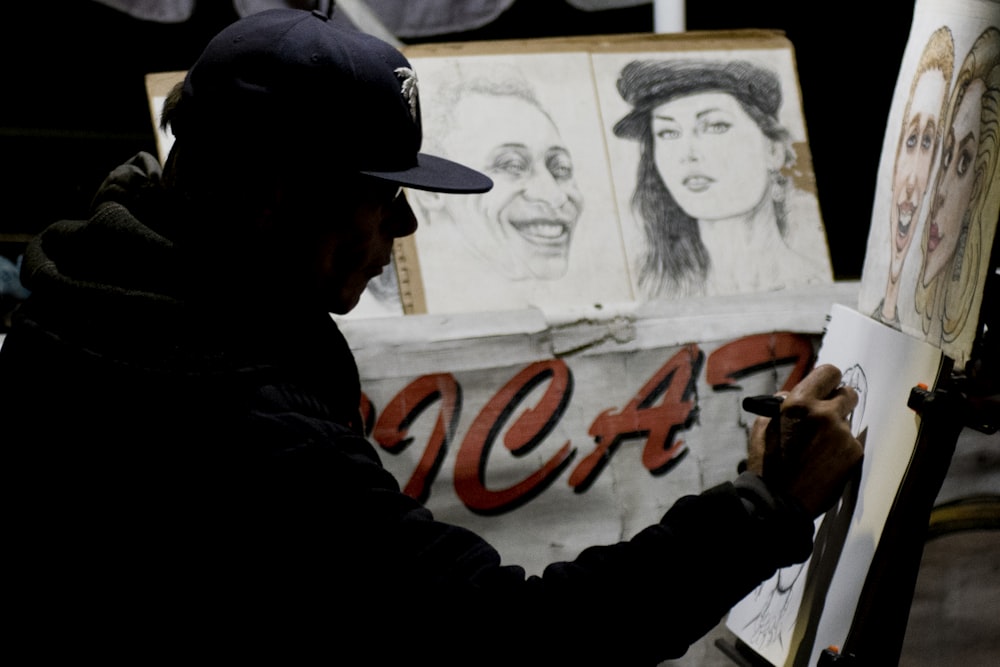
393, 235, 427, 315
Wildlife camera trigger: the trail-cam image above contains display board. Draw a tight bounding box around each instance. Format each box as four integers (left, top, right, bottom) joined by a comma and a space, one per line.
399, 30, 833, 317
146, 29, 836, 321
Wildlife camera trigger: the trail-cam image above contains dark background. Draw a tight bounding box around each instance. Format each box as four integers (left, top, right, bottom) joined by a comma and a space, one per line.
1, 1, 914, 280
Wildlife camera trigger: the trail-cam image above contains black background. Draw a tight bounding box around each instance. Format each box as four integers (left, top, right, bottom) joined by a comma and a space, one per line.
1, 1, 914, 280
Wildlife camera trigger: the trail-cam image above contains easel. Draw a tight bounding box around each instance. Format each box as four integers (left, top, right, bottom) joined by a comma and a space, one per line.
716, 366, 998, 666
717, 252, 999, 666
818, 370, 996, 665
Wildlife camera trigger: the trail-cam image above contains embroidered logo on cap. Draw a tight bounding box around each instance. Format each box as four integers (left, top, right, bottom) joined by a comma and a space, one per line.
395, 67, 418, 124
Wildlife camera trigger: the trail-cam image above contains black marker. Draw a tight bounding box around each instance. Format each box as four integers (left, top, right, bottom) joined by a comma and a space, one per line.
742, 394, 785, 418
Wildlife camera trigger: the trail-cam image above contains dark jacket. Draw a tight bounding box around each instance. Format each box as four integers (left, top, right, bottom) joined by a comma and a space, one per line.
1, 153, 814, 665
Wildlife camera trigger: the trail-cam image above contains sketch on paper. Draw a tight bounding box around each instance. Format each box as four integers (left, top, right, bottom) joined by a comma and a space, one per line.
726, 304, 944, 667
594, 50, 833, 300
730, 363, 869, 659
405, 53, 633, 315
914, 25, 1000, 355
860, 1, 1000, 369
868, 26, 956, 330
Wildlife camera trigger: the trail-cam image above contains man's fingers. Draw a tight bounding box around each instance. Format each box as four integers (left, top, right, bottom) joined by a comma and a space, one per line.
786, 365, 859, 422
789, 364, 844, 402
826, 384, 859, 419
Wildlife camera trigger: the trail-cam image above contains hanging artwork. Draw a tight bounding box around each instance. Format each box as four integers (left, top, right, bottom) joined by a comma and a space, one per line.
859, 0, 1000, 369
396, 30, 834, 316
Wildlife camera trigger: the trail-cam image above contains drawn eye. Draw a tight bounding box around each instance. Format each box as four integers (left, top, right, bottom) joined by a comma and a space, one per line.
703, 120, 732, 135
547, 152, 574, 181
920, 128, 933, 151
941, 134, 954, 169
655, 127, 681, 140
956, 146, 973, 176
905, 131, 919, 150
492, 150, 530, 178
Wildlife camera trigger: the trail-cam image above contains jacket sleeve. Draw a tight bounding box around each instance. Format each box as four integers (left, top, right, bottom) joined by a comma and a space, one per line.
241, 393, 816, 666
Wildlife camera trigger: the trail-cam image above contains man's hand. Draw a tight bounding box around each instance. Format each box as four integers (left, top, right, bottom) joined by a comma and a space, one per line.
747, 364, 865, 518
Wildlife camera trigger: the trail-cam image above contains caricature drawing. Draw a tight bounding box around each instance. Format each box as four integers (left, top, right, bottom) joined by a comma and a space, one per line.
787, 364, 869, 664
413, 63, 584, 282
403, 53, 634, 315
873, 26, 955, 328
738, 559, 807, 651
738, 364, 869, 659
612, 58, 832, 299
914, 26, 1000, 347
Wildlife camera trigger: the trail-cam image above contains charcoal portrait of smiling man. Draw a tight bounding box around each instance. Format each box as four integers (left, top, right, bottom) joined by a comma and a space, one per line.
406, 55, 633, 314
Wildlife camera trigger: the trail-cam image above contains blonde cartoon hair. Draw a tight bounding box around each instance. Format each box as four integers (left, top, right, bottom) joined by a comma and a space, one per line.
894, 27, 954, 179
915, 27, 1000, 341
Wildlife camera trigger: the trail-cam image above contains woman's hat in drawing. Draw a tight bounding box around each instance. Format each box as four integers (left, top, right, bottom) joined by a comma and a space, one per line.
613, 59, 783, 140
171, 8, 493, 194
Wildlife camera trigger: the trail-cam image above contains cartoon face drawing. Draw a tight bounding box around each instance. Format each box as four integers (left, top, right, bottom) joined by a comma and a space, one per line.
433, 91, 583, 281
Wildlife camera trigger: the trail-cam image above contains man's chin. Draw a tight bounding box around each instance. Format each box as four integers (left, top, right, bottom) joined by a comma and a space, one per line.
327, 290, 364, 316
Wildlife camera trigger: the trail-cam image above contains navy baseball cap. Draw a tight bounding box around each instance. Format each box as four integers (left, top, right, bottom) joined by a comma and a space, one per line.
174, 8, 492, 194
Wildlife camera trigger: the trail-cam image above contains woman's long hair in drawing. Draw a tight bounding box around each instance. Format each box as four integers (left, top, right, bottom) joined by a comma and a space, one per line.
915, 27, 1000, 341
613, 59, 794, 297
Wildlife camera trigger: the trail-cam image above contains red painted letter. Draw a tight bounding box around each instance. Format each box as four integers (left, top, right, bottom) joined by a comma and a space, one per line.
372, 374, 461, 504
455, 360, 575, 515
705, 332, 816, 392
570, 345, 703, 492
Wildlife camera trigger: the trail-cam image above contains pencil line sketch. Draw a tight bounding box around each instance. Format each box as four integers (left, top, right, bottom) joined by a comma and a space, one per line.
610, 57, 832, 300
914, 25, 1000, 351
736, 558, 806, 653
728, 303, 945, 666
415, 62, 584, 283
407, 54, 633, 314
736, 364, 869, 660
872, 26, 955, 329
787, 364, 868, 664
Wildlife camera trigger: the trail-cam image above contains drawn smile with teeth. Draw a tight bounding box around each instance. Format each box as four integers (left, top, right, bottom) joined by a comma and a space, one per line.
510, 219, 570, 243
895, 201, 914, 247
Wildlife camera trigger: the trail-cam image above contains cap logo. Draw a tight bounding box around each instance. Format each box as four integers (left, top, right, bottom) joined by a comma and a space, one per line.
395, 67, 418, 124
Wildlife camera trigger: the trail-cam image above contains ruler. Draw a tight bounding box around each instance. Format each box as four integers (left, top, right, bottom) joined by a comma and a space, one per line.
392, 235, 427, 315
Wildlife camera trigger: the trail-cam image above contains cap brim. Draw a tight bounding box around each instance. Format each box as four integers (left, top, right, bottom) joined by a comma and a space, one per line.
361, 153, 493, 194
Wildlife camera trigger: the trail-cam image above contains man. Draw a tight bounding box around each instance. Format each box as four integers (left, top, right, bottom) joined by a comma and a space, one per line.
1, 8, 863, 664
